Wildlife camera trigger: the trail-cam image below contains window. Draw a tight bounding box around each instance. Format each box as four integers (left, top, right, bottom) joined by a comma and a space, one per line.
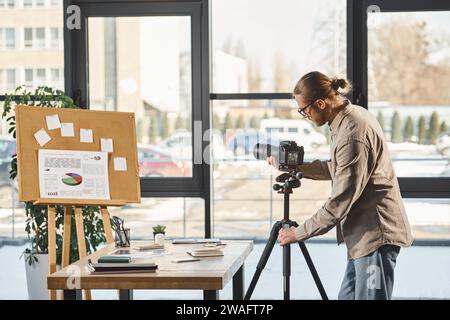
35, 0, 44, 7
50, 68, 63, 89
50, 0, 61, 7
0, 0, 15, 8
0, 69, 16, 92
35, 27, 45, 48
212, 99, 332, 238
367, 11, 450, 178
88, 16, 193, 178
0, 28, 15, 49
24, 68, 47, 88
5, 69, 15, 91
23, 27, 46, 48
23, 0, 32, 7
24, 28, 32, 48
212, 0, 346, 93
211, 0, 343, 238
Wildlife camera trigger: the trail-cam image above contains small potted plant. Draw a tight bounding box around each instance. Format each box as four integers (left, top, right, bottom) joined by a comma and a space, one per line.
152, 225, 166, 245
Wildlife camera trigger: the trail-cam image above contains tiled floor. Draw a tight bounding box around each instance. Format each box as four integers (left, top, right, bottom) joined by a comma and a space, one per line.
1, 242, 449, 300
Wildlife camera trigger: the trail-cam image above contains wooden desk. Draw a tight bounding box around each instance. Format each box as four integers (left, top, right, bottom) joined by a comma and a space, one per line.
47, 240, 253, 300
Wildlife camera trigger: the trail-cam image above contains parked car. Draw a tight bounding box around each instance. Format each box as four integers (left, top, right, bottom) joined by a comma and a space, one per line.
137, 144, 191, 177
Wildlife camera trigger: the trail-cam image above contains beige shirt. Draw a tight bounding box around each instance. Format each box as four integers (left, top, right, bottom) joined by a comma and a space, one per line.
295, 102, 413, 259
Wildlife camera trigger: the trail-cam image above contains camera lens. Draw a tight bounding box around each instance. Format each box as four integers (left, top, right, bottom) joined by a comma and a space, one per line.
253, 143, 278, 160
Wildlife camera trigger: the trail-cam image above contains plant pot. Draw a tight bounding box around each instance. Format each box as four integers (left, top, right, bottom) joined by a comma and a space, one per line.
153, 232, 165, 246
24, 253, 49, 300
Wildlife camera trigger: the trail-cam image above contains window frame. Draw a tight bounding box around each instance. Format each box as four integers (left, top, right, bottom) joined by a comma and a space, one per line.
64, 0, 212, 235
348, 0, 450, 198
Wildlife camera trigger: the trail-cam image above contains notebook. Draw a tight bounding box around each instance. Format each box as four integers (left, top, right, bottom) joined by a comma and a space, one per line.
172, 238, 221, 244
97, 255, 131, 263
86, 259, 157, 274
186, 246, 224, 257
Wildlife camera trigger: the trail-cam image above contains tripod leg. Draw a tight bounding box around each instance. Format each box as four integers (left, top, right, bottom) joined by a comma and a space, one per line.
244, 221, 282, 300
283, 243, 290, 300
298, 242, 328, 300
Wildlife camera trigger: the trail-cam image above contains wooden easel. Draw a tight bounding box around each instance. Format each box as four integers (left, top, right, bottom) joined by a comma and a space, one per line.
36, 199, 125, 300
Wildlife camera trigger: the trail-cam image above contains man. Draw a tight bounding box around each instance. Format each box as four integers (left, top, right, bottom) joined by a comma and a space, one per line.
270, 71, 412, 300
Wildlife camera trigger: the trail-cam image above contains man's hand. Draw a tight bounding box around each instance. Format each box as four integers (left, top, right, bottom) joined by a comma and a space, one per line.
278, 226, 298, 246
267, 156, 279, 170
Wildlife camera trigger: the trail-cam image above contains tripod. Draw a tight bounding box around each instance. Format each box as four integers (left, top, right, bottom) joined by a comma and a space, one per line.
244, 169, 328, 300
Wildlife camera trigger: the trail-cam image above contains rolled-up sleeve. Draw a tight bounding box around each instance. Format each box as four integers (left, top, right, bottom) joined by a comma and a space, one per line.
295, 140, 373, 241
298, 160, 332, 180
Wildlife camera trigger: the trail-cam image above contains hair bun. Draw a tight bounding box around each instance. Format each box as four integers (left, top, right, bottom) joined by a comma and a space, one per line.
331, 78, 349, 91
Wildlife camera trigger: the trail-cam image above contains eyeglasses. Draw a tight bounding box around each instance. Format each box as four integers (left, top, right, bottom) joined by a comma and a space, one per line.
297, 100, 316, 118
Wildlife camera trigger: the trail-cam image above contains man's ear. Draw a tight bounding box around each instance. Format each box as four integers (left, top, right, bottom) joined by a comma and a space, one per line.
316, 99, 327, 109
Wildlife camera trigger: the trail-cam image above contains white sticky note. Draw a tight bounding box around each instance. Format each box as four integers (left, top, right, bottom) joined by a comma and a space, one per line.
61, 123, 74, 137
114, 157, 127, 171
46, 114, 61, 130
80, 128, 93, 143
100, 138, 114, 153
34, 128, 51, 146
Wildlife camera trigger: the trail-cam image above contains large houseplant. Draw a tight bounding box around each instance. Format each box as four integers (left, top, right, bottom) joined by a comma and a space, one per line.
2, 86, 108, 298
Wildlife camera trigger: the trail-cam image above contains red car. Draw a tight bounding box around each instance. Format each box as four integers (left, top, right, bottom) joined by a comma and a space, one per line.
137, 144, 191, 177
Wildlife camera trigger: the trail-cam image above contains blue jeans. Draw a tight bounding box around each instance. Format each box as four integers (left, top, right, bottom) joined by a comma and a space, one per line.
338, 244, 400, 300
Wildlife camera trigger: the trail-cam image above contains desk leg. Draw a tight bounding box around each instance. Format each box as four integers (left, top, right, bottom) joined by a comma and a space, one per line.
232, 265, 245, 300
203, 290, 219, 300
119, 289, 133, 300
64, 289, 82, 300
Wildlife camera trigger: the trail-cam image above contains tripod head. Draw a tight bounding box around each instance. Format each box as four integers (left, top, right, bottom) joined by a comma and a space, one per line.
273, 169, 303, 193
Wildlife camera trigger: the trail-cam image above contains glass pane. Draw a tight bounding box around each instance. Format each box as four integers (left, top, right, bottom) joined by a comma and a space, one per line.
5, 28, 14, 48
24, 68, 32, 84
88, 16, 193, 178
5, 69, 15, 90
35, 0, 45, 7
106, 198, 204, 239
23, 0, 32, 7
35, 27, 45, 48
212, 100, 332, 238
50, 27, 59, 47
7, 0, 14, 8
23, 28, 32, 47
212, 0, 346, 93
404, 199, 450, 240
368, 11, 450, 177
36, 68, 45, 85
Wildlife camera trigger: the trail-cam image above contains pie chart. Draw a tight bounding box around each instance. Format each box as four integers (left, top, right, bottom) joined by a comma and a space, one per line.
62, 173, 83, 186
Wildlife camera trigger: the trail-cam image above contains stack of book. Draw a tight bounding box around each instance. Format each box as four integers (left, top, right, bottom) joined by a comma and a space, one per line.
186, 246, 225, 257
85, 258, 158, 274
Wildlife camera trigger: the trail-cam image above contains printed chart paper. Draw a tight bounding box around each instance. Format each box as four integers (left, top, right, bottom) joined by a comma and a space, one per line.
38, 149, 110, 200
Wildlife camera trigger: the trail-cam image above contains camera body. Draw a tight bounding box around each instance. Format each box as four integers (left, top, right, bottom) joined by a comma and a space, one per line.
252, 140, 304, 171
278, 141, 304, 171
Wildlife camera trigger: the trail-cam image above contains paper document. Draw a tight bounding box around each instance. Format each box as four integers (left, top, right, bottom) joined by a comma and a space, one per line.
38, 149, 110, 200
80, 128, 93, 143
46, 114, 61, 130
101, 138, 114, 153
114, 157, 127, 171
34, 128, 51, 146
61, 123, 75, 137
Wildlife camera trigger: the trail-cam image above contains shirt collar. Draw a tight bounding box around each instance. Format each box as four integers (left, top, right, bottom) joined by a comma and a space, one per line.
329, 100, 353, 133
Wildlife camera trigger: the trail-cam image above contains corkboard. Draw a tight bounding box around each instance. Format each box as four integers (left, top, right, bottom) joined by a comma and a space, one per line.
15, 105, 141, 205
